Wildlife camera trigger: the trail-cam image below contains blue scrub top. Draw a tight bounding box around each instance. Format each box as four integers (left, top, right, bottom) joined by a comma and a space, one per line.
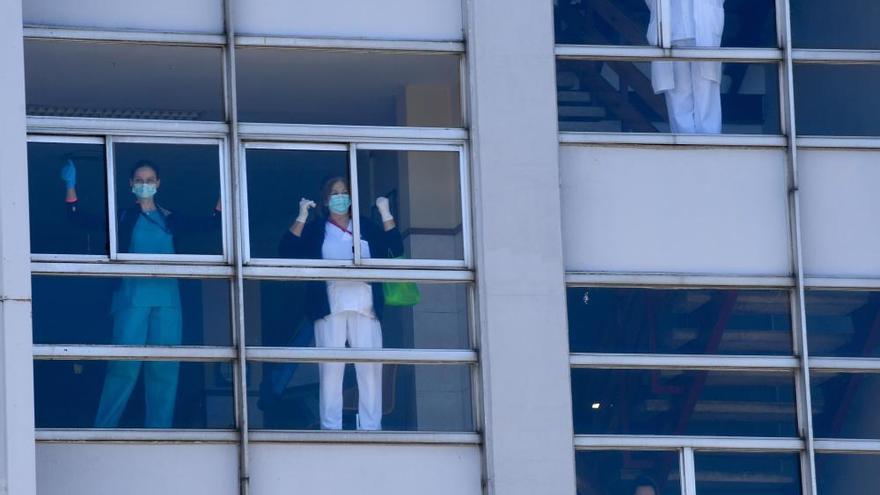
112, 210, 181, 311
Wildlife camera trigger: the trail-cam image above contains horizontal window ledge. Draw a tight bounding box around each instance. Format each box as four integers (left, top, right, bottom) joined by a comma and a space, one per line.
575, 435, 803, 451
796, 137, 880, 149
792, 49, 880, 63
33, 345, 236, 361
570, 353, 799, 371
27, 116, 229, 137
238, 123, 467, 144
36, 428, 237, 443
565, 272, 795, 289
32, 262, 234, 278
247, 347, 477, 365
560, 133, 788, 148
814, 439, 880, 453
245, 258, 467, 271
242, 265, 474, 282
555, 45, 782, 62
809, 357, 880, 373
804, 277, 880, 289
23, 26, 226, 46
249, 430, 480, 445
236, 36, 465, 53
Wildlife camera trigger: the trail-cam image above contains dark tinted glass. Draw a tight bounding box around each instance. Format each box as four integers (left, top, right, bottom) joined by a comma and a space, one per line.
791, 0, 880, 49
795, 64, 880, 136
575, 450, 681, 495
114, 143, 223, 256
244, 148, 348, 260
557, 61, 780, 134
806, 291, 880, 358
694, 452, 802, 495
28, 141, 107, 255
816, 454, 880, 495
571, 369, 797, 436
34, 360, 235, 429
249, 362, 473, 431
811, 372, 880, 439
568, 288, 792, 355
24, 40, 224, 121
243, 280, 470, 349
32, 276, 232, 346
236, 48, 462, 127
356, 149, 463, 261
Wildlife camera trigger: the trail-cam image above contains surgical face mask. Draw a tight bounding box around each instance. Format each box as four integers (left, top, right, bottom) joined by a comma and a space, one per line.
132, 183, 158, 199
327, 193, 351, 214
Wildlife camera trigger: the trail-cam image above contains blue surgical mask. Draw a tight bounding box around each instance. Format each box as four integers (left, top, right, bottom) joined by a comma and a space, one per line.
132, 183, 158, 199
328, 193, 351, 214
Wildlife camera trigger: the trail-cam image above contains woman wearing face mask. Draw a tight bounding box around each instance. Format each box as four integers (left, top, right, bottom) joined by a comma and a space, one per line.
278, 176, 402, 431
61, 159, 221, 428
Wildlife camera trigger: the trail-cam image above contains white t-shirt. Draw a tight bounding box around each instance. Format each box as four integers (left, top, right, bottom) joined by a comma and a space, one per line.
322, 220, 375, 317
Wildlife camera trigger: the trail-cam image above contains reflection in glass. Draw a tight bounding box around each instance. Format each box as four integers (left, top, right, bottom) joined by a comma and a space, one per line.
24, 40, 224, 121
568, 288, 792, 355
34, 360, 235, 429
32, 276, 232, 346
244, 148, 348, 259
811, 372, 880, 439
244, 280, 470, 349
816, 453, 880, 495
357, 149, 463, 261
236, 48, 462, 127
571, 369, 797, 436
557, 60, 780, 134
795, 64, 880, 137
694, 452, 801, 495
28, 141, 107, 255
249, 362, 473, 432
791, 0, 880, 49
113, 143, 223, 256
806, 291, 880, 358
575, 450, 680, 495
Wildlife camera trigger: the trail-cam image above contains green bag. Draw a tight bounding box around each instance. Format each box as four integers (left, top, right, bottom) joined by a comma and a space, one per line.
382, 253, 420, 306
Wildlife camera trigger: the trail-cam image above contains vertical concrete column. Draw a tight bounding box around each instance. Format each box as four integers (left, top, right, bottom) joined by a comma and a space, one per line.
463, 1, 576, 494
0, 0, 37, 493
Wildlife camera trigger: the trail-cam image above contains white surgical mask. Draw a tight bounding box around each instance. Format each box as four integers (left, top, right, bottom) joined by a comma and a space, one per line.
132, 183, 158, 199
328, 193, 351, 214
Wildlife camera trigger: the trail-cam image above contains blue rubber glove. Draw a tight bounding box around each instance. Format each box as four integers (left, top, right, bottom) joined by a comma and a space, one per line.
60, 159, 76, 189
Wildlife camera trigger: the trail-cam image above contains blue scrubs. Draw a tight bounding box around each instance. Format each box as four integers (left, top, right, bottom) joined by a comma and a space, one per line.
95, 211, 182, 428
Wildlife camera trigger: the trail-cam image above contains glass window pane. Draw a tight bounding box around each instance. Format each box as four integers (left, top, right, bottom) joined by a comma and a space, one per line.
28, 141, 108, 255
245, 148, 348, 260
236, 49, 462, 127
816, 453, 880, 495
32, 276, 232, 346
34, 360, 235, 429
557, 60, 780, 134
568, 288, 793, 355
575, 450, 681, 495
811, 372, 880, 439
694, 452, 801, 495
806, 290, 880, 358
356, 149, 463, 261
114, 143, 223, 256
795, 64, 880, 137
791, 0, 880, 49
554, 0, 777, 48
24, 40, 224, 121
248, 362, 473, 431
571, 369, 797, 436
244, 280, 470, 349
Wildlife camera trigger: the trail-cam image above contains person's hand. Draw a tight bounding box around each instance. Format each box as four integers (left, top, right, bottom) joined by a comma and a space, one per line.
60, 159, 77, 190
296, 198, 316, 223
376, 196, 393, 222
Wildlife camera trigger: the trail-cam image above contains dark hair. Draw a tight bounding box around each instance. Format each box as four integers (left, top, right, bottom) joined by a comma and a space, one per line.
129, 160, 160, 180
319, 175, 349, 216
632, 476, 659, 495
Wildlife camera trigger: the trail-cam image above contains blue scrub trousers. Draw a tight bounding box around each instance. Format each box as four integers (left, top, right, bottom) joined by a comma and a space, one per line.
94, 306, 182, 428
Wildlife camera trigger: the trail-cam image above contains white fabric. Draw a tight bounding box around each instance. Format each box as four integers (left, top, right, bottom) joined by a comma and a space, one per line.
315, 312, 383, 430
323, 220, 375, 317
662, 41, 722, 133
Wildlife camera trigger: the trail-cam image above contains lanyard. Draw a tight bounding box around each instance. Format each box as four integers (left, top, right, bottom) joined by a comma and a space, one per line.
329, 219, 353, 236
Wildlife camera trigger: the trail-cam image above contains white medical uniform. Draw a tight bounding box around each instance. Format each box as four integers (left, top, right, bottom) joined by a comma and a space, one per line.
315, 220, 383, 430
646, 0, 725, 133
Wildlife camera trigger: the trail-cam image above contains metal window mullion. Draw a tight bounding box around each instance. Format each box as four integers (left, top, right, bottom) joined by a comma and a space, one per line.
564, 272, 795, 289
682, 448, 697, 495
791, 49, 880, 63
32, 344, 236, 361
570, 353, 799, 371
555, 45, 782, 62
35, 429, 239, 443
796, 137, 880, 150
234, 35, 465, 53
26, 116, 229, 138
31, 261, 234, 278
814, 439, 880, 454
105, 136, 118, 260
241, 265, 474, 282
237, 122, 467, 143
559, 132, 788, 147
809, 357, 880, 372
248, 430, 480, 445
350, 144, 363, 264
574, 435, 804, 451
245, 347, 477, 365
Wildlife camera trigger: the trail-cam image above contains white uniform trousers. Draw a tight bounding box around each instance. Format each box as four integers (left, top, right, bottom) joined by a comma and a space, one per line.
314, 311, 383, 430
663, 59, 722, 134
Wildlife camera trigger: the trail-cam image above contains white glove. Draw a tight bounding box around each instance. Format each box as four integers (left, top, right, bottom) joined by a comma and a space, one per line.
376, 196, 393, 222
296, 198, 316, 223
